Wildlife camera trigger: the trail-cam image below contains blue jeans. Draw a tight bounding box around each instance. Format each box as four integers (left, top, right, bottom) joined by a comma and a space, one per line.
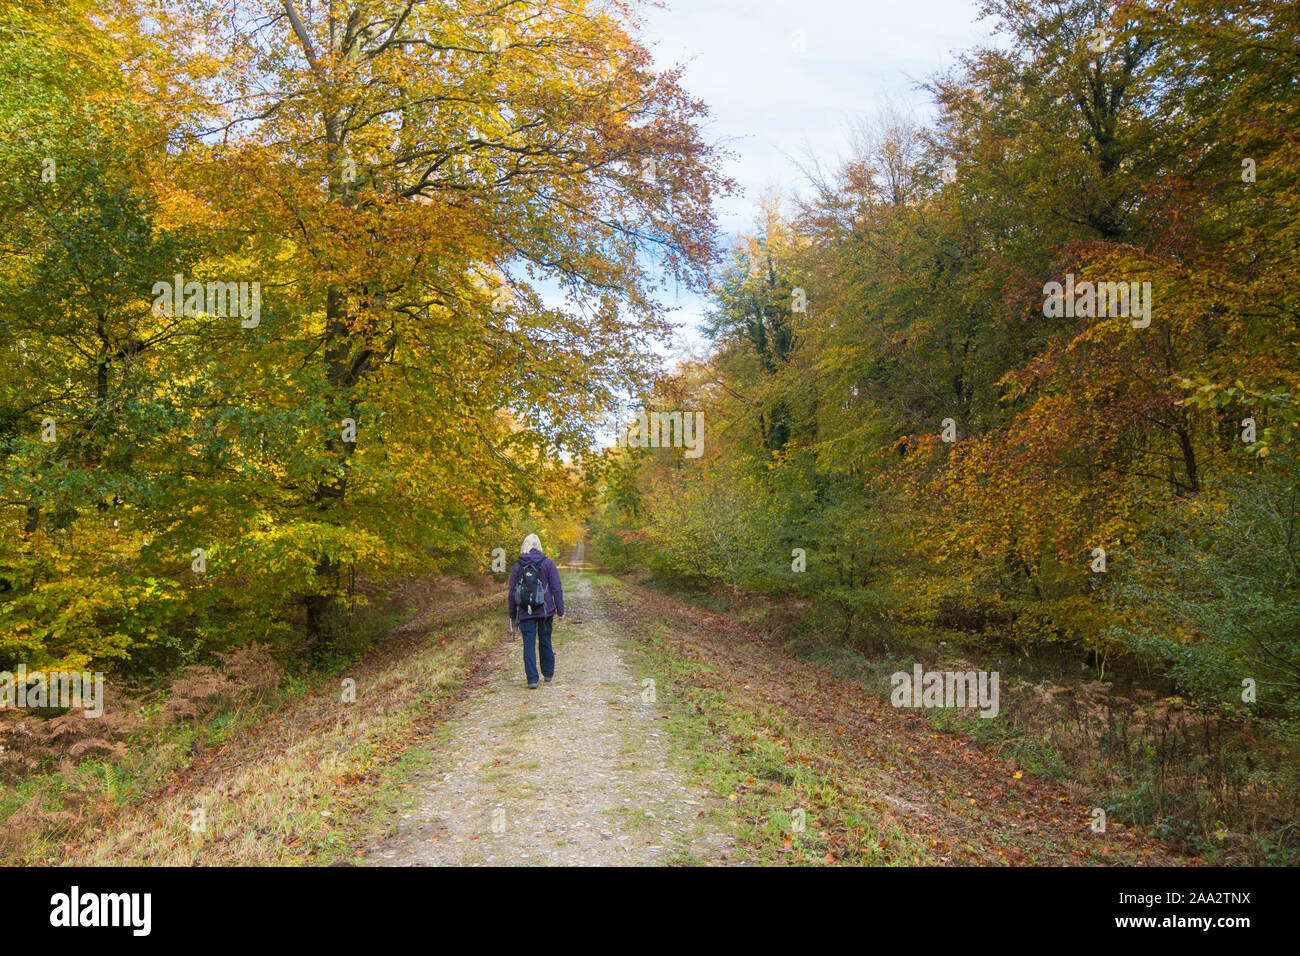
518, 616, 554, 685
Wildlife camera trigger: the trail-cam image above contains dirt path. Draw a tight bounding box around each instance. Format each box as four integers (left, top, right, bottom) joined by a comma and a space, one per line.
363, 573, 732, 866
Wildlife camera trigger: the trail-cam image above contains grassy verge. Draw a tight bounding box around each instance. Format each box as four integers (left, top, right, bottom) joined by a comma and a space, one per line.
630, 577, 1294, 864
4, 593, 502, 866
598, 574, 929, 865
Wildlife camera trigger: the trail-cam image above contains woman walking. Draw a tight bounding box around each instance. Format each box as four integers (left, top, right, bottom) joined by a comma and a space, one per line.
507, 534, 565, 689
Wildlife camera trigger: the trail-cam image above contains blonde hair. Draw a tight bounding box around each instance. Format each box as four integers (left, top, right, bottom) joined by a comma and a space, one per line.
520, 533, 542, 554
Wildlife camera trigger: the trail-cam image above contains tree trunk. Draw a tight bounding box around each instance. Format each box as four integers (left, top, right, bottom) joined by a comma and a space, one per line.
305, 102, 360, 650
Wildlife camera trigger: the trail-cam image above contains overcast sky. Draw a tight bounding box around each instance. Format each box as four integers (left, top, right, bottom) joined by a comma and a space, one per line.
634, 0, 995, 357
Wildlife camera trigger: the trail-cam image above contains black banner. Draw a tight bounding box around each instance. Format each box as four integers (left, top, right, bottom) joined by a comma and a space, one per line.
8, 865, 1279, 943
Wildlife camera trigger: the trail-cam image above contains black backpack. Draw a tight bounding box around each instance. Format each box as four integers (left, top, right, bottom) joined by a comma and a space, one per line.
515, 561, 550, 615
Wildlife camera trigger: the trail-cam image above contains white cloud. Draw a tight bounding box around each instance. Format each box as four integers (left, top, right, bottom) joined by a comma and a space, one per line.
642, 0, 993, 235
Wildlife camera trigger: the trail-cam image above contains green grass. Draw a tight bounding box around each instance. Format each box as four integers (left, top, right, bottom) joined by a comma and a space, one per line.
604, 574, 928, 866
604, 806, 656, 830
4, 600, 502, 866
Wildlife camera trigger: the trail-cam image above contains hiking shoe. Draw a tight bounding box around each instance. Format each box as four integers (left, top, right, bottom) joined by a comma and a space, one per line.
544, 676, 553, 683
528, 682, 539, 690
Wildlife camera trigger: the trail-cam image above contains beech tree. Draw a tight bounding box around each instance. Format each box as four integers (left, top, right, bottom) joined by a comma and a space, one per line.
0, 0, 727, 664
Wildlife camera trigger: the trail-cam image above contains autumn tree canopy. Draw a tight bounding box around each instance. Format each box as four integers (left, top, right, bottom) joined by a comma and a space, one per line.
0, 0, 727, 667
593, 0, 1300, 718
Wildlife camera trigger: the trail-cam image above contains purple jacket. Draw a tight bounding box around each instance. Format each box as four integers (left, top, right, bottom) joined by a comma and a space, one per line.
508, 549, 564, 621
